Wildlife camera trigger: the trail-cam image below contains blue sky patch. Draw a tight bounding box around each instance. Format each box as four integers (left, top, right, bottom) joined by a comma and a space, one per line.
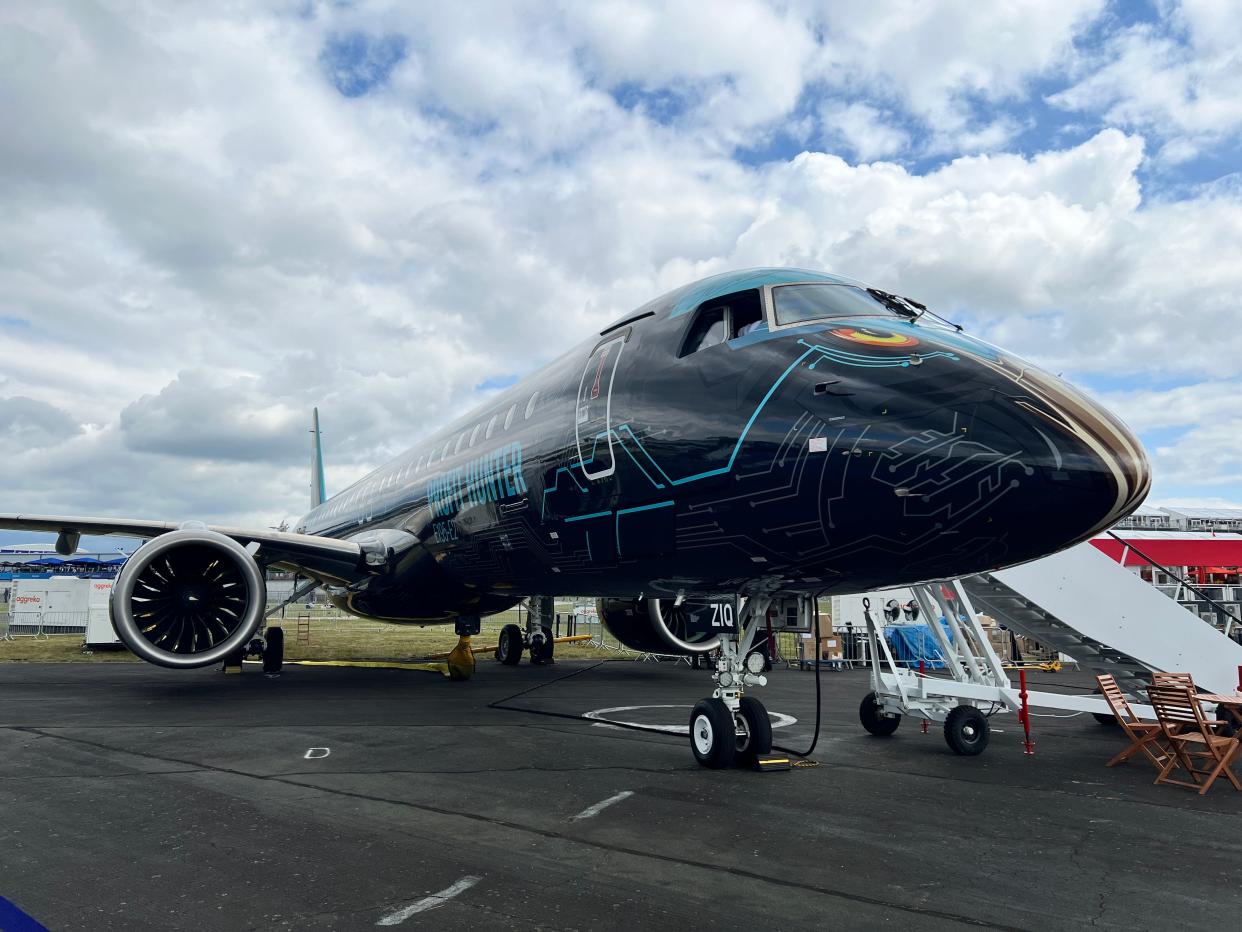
319, 31, 408, 98
477, 374, 518, 391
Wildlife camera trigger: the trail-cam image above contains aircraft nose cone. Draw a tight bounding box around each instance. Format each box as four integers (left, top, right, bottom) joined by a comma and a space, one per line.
983, 360, 1147, 554
1011, 363, 1151, 538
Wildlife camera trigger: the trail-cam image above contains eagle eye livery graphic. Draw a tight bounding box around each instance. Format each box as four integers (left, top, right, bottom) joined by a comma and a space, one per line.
1, 268, 1150, 767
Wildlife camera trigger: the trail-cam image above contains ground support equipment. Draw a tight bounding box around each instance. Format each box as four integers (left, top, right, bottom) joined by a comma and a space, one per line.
861, 580, 1152, 756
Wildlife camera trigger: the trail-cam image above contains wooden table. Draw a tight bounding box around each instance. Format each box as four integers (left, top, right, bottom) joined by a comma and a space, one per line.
1197, 692, 1242, 731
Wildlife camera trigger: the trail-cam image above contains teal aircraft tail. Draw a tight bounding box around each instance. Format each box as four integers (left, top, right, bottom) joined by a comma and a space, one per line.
310, 407, 326, 509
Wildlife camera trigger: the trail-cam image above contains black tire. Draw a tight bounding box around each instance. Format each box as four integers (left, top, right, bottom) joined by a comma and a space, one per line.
859, 691, 901, 736
496, 624, 523, 665
262, 627, 284, 674
944, 705, 989, 756
1093, 712, 1119, 726
735, 696, 773, 767
689, 698, 736, 769
529, 625, 555, 665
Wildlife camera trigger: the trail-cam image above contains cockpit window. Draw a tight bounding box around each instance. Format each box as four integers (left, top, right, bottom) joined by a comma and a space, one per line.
772, 283, 898, 326
680, 305, 727, 356
680, 289, 765, 357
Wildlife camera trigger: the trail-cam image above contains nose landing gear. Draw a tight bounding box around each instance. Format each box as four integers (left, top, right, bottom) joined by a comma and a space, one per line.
687, 593, 778, 769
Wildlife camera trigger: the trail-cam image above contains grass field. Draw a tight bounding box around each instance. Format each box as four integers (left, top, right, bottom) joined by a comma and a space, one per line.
0, 603, 620, 664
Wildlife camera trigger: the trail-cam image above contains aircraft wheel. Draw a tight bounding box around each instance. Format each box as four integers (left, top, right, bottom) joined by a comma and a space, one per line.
496, 624, 523, 665
734, 696, 773, 768
529, 626, 555, 665
944, 705, 989, 756
689, 698, 736, 769
859, 691, 901, 736
262, 627, 284, 674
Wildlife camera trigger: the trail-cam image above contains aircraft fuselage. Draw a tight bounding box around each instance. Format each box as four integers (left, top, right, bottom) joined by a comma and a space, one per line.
296, 268, 1149, 622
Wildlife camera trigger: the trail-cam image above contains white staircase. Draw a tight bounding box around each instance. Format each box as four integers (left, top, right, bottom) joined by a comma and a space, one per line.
961, 542, 1242, 697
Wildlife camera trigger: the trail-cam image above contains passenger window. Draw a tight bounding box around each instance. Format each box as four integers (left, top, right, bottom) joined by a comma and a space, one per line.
504, 403, 517, 430
525, 392, 540, 420
485, 413, 498, 440
469, 423, 482, 447
681, 305, 728, 356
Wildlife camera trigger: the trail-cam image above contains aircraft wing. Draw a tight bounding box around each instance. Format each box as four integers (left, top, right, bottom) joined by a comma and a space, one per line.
0, 512, 367, 583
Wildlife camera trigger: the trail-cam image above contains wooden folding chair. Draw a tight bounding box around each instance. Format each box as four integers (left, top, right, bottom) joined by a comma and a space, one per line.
1146, 683, 1242, 795
1096, 674, 1170, 770
1152, 672, 1196, 688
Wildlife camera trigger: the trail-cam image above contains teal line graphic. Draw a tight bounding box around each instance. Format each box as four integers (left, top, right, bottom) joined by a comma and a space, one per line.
669, 346, 817, 485
565, 510, 612, 523
799, 338, 958, 369
616, 500, 675, 516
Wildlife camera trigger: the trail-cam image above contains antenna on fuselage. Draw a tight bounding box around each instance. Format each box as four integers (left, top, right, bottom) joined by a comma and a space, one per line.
310, 407, 326, 509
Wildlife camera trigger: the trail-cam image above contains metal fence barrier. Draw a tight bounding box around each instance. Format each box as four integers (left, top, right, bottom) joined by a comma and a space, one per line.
4, 611, 89, 638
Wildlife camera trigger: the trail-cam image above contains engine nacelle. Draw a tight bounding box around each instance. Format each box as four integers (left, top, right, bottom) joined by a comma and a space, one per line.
110, 529, 267, 669
595, 596, 731, 655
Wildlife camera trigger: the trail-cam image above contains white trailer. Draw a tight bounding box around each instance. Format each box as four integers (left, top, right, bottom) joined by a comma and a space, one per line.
9, 577, 90, 635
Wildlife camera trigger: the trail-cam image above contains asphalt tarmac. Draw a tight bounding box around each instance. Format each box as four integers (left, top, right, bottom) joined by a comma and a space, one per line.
1, 659, 1239, 930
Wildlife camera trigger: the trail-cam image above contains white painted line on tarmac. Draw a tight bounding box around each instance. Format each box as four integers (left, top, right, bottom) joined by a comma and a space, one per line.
377, 875, 482, 925
570, 790, 634, 822
304, 747, 330, 759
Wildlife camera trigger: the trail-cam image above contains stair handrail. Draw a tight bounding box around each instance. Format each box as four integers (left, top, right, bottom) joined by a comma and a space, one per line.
1105, 531, 1242, 635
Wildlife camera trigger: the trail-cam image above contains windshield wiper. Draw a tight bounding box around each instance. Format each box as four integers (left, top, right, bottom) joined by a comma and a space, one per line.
867, 288, 964, 332
866, 288, 922, 319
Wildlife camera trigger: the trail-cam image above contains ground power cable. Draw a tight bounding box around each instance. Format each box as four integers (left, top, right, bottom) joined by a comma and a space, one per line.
487, 659, 685, 742
765, 593, 824, 760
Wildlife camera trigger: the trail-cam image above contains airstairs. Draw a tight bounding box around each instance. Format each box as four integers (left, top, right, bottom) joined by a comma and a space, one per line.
861, 541, 1242, 756
961, 542, 1242, 697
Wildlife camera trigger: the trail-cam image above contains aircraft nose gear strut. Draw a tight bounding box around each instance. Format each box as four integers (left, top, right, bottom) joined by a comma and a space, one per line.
688, 593, 776, 769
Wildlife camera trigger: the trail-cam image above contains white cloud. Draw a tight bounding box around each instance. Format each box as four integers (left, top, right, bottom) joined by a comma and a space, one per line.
819, 101, 909, 161
805, 0, 1106, 153
1048, 0, 1242, 162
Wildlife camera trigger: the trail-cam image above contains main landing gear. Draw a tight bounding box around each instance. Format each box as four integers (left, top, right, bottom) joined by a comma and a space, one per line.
496, 623, 556, 665
496, 596, 556, 666
221, 626, 284, 674
688, 593, 779, 770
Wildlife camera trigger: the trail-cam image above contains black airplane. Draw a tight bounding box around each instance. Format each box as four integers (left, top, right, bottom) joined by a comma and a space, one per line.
1, 268, 1150, 768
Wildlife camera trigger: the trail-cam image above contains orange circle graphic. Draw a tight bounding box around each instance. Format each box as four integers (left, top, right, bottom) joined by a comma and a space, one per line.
830, 327, 919, 347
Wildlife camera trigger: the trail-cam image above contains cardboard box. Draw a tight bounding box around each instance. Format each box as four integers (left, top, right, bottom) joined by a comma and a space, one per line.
819, 636, 843, 660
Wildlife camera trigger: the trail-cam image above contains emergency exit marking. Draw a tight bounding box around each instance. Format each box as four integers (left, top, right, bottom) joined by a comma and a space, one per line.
808, 437, 828, 453
304, 747, 330, 759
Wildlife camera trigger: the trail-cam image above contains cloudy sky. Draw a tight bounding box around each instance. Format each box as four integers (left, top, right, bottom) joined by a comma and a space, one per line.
3, 0, 1241, 547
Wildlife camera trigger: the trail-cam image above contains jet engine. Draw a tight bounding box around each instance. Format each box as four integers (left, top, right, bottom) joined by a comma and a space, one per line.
595, 596, 728, 655
110, 529, 267, 669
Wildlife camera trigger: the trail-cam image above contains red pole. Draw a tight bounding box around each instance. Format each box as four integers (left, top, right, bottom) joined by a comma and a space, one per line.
919, 659, 928, 732
1019, 668, 1034, 755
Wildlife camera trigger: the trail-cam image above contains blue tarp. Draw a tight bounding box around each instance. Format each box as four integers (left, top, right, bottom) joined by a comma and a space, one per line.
884, 620, 957, 669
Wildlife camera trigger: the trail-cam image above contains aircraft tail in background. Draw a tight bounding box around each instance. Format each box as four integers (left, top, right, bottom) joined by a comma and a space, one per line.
310, 407, 326, 509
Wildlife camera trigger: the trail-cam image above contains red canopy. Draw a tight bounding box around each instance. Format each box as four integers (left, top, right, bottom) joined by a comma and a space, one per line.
1091, 533, 1242, 568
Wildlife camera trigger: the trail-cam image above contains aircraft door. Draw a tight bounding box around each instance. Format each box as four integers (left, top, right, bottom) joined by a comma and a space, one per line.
575, 335, 625, 480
